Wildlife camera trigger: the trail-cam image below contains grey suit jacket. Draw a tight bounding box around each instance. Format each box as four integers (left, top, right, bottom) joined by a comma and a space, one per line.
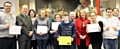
16, 14, 33, 41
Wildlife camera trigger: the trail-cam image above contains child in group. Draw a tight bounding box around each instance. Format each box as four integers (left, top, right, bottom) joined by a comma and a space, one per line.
57, 12, 76, 49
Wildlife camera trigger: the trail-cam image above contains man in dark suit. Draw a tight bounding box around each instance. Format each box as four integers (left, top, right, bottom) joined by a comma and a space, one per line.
16, 5, 33, 49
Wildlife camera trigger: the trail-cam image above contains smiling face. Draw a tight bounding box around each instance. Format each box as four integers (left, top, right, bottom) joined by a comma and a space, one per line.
4, 2, 12, 13
80, 10, 86, 18
22, 5, 28, 14
91, 12, 97, 21
113, 9, 119, 16
70, 12, 76, 20
30, 11, 35, 18
40, 10, 45, 17
106, 10, 113, 17
55, 15, 61, 22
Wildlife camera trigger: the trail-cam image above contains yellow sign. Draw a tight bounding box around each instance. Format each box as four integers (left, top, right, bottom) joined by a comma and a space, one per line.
58, 36, 71, 45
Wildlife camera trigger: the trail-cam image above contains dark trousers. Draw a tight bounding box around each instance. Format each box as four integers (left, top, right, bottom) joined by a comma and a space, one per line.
60, 46, 71, 49
53, 38, 59, 49
72, 41, 76, 49
77, 39, 88, 49
30, 40, 37, 49
118, 36, 120, 49
91, 39, 102, 49
60, 41, 75, 49
18, 39, 31, 49
37, 39, 48, 49
0, 36, 16, 49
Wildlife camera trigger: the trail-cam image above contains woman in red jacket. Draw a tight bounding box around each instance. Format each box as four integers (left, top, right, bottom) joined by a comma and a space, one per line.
75, 9, 90, 49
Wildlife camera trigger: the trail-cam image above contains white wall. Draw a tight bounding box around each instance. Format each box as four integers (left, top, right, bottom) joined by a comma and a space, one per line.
116, 0, 120, 10
100, 1, 108, 8
0, 0, 19, 15
108, 0, 116, 8
29, 0, 35, 10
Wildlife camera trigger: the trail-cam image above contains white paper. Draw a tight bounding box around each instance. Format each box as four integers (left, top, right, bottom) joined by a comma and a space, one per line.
52, 22, 60, 30
9, 26, 21, 34
37, 26, 48, 34
87, 24, 99, 33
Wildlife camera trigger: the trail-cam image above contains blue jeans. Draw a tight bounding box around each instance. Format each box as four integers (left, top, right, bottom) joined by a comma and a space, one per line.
37, 39, 48, 49
103, 39, 118, 49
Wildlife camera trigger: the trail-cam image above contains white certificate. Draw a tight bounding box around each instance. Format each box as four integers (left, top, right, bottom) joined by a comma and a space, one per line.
87, 24, 99, 33
52, 22, 60, 30
37, 26, 47, 34
9, 26, 21, 34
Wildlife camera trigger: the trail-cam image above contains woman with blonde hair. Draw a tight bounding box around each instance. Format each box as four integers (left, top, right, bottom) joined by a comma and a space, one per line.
34, 9, 50, 49
75, 10, 90, 49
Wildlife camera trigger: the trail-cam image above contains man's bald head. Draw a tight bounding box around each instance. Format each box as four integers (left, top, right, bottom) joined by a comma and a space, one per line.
21, 4, 28, 14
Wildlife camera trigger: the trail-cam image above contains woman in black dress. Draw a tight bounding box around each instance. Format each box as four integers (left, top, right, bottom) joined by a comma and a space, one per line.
87, 12, 103, 49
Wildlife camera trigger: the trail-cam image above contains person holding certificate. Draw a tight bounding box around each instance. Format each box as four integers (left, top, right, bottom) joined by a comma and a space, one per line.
87, 12, 103, 49
34, 9, 50, 49
57, 12, 76, 49
16, 5, 34, 49
0, 1, 17, 49
50, 13, 62, 49
103, 8, 120, 49
75, 10, 90, 49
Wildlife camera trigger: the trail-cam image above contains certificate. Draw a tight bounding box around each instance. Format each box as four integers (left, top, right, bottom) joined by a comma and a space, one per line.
37, 26, 47, 34
9, 26, 21, 34
52, 22, 60, 30
87, 24, 99, 33
59, 36, 71, 45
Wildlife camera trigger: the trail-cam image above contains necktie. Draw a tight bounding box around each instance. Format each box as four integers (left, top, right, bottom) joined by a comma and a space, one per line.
25, 15, 30, 24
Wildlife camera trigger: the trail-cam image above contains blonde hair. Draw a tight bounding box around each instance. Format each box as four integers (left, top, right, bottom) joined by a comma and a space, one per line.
38, 9, 46, 17
45, 8, 52, 13
62, 12, 68, 16
45, 8, 52, 17
79, 9, 87, 18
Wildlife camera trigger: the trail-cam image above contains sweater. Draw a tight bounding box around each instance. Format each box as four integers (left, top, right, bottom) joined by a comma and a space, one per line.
0, 10, 16, 38
103, 16, 120, 39
34, 17, 50, 39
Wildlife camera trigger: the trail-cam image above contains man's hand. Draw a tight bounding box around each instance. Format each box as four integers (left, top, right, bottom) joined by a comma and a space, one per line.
29, 31, 33, 36
106, 26, 110, 30
5, 24, 10, 29
112, 27, 117, 31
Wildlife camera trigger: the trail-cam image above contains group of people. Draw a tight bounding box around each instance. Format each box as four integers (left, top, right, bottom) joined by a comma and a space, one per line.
0, 1, 120, 49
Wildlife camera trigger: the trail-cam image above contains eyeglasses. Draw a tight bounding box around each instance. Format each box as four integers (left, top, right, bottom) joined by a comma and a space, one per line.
4, 5, 11, 7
